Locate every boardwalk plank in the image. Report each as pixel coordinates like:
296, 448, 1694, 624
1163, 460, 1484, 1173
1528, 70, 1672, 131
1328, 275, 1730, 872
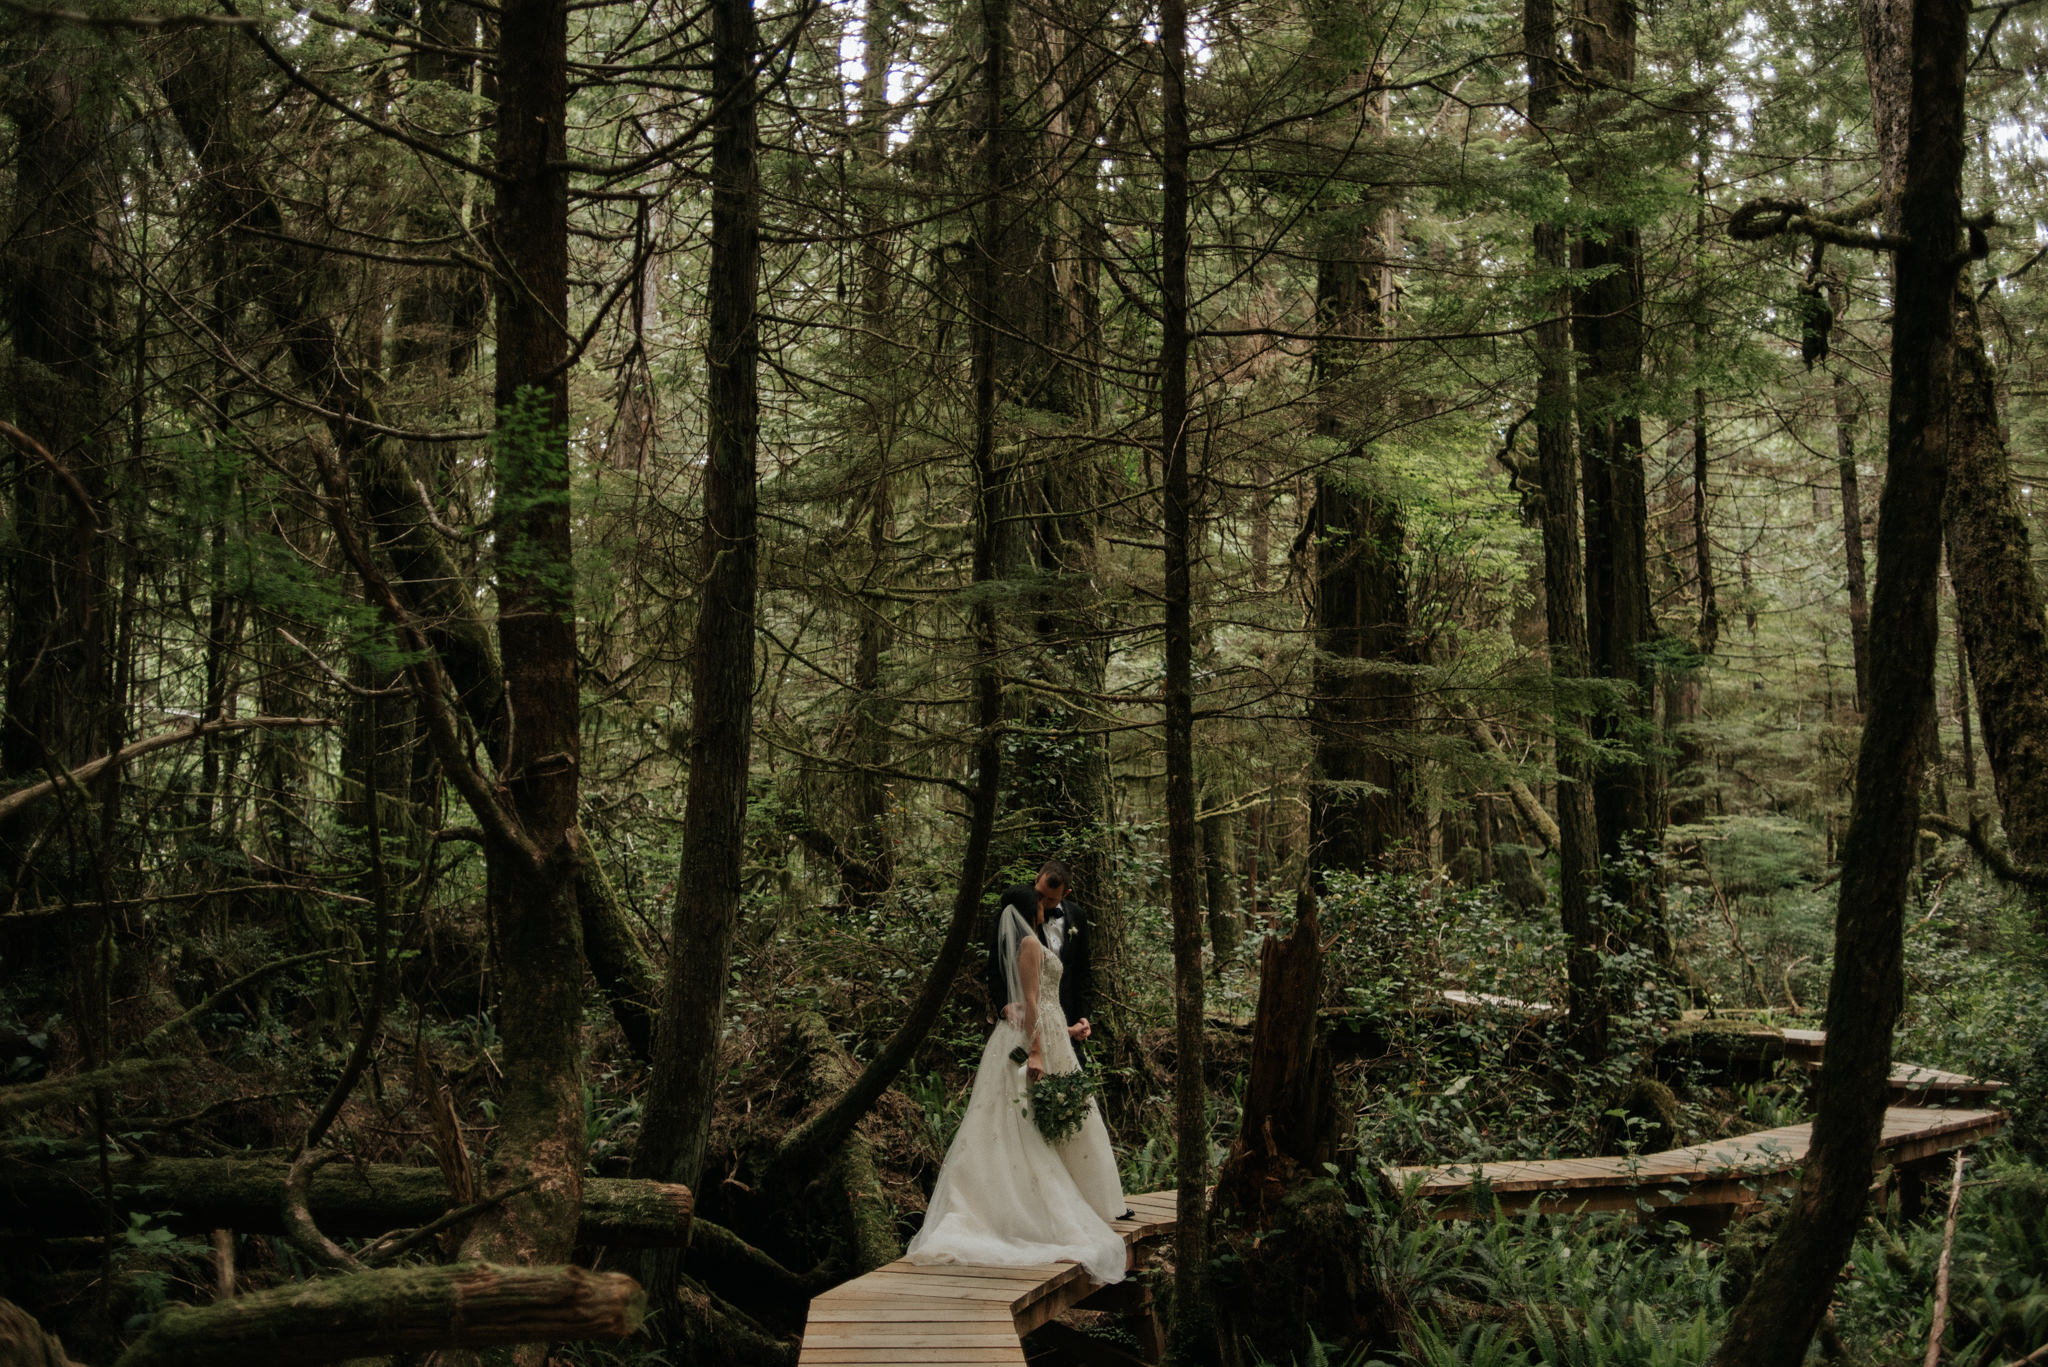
801, 1352, 1026, 1364
798, 1191, 1181, 1367
805, 1306, 1015, 1323
798, 1336, 1024, 1344
1390, 1106, 2003, 1217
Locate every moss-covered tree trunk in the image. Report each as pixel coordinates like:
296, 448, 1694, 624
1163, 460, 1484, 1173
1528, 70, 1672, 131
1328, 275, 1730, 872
1572, 0, 1664, 951
449, 0, 589, 1325
1304, 60, 1419, 879
1525, 0, 1608, 1060
1942, 285, 2048, 870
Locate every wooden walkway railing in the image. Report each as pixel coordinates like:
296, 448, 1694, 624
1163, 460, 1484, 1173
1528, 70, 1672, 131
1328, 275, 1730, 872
798, 1190, 1180, 1367
1389, 1105, 2006, 1220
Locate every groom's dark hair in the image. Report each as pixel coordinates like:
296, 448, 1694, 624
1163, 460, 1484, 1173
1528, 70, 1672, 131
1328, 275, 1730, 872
1039, 859, 1074, 892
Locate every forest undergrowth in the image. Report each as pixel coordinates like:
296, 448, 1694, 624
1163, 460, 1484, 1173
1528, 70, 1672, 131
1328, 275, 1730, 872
3, 832, 2041, 1367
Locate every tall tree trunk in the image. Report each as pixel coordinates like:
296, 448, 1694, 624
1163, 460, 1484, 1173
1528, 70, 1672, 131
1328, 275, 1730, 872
452, 0, 588, 1305
1159, 0, 1211, 1346
1525, 0, 1607, 1059
1941, 285, 2048, 867
1709, 0, 1967, 1353
0, 33, 112, 888
636, 0, 762, 1201
987, 0, 1117, 949
1572, 0, 1662, 946
1306, 76, 1419, 877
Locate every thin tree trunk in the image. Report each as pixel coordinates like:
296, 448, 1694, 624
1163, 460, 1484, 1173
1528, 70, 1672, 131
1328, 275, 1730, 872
843, 0, 901, 913
1709, 0, 1967, 1353
1159, 0, 1211, 1345
636, 0, 762, 1202
1200, 793, 1242, 960
1671, 160, 1717, 832
1829, 274, 1875, 713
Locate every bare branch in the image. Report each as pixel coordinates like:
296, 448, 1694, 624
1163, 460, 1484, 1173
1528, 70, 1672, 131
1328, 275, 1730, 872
0, 717, 334, 826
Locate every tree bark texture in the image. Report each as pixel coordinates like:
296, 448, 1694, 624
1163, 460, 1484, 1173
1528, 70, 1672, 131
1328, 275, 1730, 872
1941, 284, 2048, 867
1709, 0, 1966, 1355
1525, 0, 1607, 1059
1305, 67, 1418, 878
636, 0, 762, 1198
1213, 892, 1335, 1219
1571, 0, 1662, 941
0, 1155, 692, 1246
1158, 0, 1211, 1344
0, 29, 112, 880
450, 0, 589, 1298
112, 1263, 643, 1367
983, 0, 1117, 949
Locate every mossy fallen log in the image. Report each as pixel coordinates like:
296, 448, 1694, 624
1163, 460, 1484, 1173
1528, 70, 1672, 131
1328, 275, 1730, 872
0, 1060, 187, 1119
0, 1156, 690, 1248
111, 1262, 642, 1367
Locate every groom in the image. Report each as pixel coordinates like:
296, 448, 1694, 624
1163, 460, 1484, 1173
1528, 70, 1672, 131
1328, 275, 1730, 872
985, 860, 1094, 1050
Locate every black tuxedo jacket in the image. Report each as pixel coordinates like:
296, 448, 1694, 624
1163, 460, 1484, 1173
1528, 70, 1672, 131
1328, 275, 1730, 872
985, 882, 1093, 1029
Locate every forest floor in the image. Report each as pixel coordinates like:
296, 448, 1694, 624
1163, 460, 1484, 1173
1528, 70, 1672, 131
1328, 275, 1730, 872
3, 839, 2043, 1367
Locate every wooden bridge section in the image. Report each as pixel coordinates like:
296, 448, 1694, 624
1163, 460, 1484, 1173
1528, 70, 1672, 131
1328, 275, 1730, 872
1390, 1105, 2006, 1220
798, 1190, 1180, 1367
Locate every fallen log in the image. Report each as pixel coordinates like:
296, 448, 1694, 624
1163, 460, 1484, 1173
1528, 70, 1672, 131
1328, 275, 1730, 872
0, 1060, 187, 1119
111, 1262, 643, 1367
0, 1155, 690, 1249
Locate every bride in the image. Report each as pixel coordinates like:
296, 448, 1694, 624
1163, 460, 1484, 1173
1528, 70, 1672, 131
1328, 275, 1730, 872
905, 889, 1128, 1285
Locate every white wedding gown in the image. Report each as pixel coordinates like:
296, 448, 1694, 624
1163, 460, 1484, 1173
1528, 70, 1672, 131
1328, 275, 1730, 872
905, 923, 1127, 1285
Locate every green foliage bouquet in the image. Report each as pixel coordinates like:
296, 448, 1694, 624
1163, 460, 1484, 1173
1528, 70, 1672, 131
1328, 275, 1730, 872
1023, 1064, 1098, 1145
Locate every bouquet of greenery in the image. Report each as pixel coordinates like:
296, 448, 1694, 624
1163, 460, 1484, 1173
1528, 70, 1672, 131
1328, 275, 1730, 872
1008, 1046, 1099, 1145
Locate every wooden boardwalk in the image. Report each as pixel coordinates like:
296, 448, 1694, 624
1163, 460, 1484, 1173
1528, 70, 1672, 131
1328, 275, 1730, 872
798, 1189, 1181, 1366
1463, 1000, 2006, 1103
1389, 1105, 2006, 1219
1771, 1028, 2009, 1102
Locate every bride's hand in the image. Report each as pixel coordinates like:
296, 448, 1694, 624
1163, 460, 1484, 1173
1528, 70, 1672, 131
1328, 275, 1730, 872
1068, 1018, 1091, 1042
1027, 1047, 1045, 1083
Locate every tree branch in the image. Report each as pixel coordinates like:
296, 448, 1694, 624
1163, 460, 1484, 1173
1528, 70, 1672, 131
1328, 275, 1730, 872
0, 718, 333, 826
1728, 195, 1903, 250
1922, 812, 2048, 887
